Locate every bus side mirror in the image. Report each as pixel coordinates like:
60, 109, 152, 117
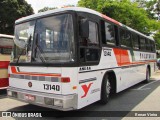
80, 19, 89, 38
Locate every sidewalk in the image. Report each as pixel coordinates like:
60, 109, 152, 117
122, 71, 160, 120
151, 70, 160, 79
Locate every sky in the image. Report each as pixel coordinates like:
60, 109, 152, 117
25, 0, 80, 13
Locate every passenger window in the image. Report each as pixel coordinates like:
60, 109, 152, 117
86, 48, 99, 61
153, 42, 156, 52
120, 29, 131, 47
104, 22, 115, 45
145, 39, 150, 51
126, 31, 131, 47
140, 37, 146, 50
79, 20, 100, 63
88, 21, 99, 45
150, 41, 155, 52
87, 21, 99, 61
1, 48, 12, 54
132, 34, 139, 50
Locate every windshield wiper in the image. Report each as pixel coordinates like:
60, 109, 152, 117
33, 33, 46, 63
16, 35, 32, 63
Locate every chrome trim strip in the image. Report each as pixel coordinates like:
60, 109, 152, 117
79, 77, 97, 84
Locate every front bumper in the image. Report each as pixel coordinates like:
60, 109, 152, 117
7, 87, 77, 111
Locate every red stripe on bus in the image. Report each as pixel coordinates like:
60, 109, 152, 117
0, 61, 10, 68
0, 78, 9, 88
101, 14, 120, 25
11, 66, 61, 77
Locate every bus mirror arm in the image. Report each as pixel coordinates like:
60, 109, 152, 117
80, 19, 89, 39
33, 33, 46, 63
26, 35, 32, 53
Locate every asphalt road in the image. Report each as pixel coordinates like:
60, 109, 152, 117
0, 72, 160, 120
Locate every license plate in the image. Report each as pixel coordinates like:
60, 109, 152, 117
25, 94, 35, 101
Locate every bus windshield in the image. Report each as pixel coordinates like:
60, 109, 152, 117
13, 14, 75, 63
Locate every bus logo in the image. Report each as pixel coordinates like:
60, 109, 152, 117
28, 82, 32, 88
81, 83, 93, 98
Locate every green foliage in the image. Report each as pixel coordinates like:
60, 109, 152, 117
78, 0, 106, 11
38, 5, 76, 13
154, 30, 160, 49
78, 0, 158, 34
0, 0, 34, 35
38, 7, 58, 13
145, 0, 160, 20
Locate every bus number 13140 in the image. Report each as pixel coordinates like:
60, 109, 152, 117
43, 84, 60, 91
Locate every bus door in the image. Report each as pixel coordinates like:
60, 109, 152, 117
77, 16, 101, 109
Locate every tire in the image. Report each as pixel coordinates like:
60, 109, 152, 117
100, 74, 111, 104
145, 68, 150, 83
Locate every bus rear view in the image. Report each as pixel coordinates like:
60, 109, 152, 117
8, 9, 78, 111
0, 34, 13, 90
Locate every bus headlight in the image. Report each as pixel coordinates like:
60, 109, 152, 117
54, 99, 63, 107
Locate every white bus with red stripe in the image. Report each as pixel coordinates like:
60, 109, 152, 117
7, 7, 156, 110
0, 34, 13, 89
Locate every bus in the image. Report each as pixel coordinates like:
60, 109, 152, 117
0, 34, 14, 90
7, 7, 156, 110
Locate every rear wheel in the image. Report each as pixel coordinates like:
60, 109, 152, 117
100, 75, 111, 104
145, 68, 150, 83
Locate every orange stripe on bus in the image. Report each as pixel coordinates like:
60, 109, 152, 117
113, 48, 121, 66
120, 50, 131, 66
113, 48, 131, 66
11, 66, 61, 77
0, 61, 10, 68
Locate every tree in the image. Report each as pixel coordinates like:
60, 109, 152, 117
154, 31, 160, 49
38, 5, 75, 13
0, 0, 34, 35
38, 7, 57, 13
62, 5, 75, 8
78, 0, 159, 34
145, 0, 160, 20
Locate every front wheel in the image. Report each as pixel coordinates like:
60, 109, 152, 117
100, 75, 111, 104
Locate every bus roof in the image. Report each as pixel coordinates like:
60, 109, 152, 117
0, 34, 14, 39
15, 7, 154, 41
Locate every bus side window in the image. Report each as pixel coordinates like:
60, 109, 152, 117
86, 21, 99, 61
88, 21, 99, 46
104, 22, 116, 46
120, 29, 131, 48
79, 19, 100, 63
140, 37, 146, 51
151, 41, 155, 52
145, 39, 150, 51
132, 33, 140, 50
1, 48, 12, 54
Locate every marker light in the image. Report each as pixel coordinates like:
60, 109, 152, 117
61, 77, 70, 83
